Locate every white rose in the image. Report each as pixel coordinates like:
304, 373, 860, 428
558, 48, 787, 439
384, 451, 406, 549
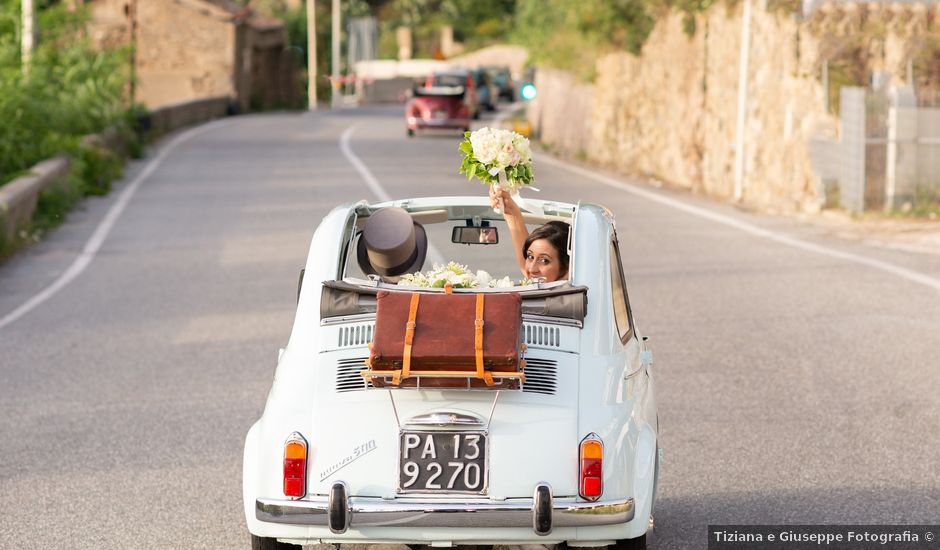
514, 136, 531, 163
496, 149, 511, 168
489, 276, 515, 288
471, 128, 504, 165
477, 142, 498, 164
475, 270, 492, 287
471, 128, 495, 149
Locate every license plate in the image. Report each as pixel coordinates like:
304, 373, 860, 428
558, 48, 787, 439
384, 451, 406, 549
432, 110, 448, 119
399, 431, 487, 494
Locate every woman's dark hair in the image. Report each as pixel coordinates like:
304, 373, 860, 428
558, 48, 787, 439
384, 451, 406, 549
523, 221, 570, 276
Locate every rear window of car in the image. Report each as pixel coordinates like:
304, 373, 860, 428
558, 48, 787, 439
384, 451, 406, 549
431, 75, 465, 87
344, 217, 526, 282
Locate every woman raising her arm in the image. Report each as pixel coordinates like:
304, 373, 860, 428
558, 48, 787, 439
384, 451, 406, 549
489, 186, 570, 283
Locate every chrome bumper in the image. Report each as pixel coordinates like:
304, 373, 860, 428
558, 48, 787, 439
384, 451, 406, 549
257, 485, 634, 535
407, 117, 470, 128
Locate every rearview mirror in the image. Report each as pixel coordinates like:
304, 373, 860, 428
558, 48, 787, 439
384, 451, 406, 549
452, 226, 499, 245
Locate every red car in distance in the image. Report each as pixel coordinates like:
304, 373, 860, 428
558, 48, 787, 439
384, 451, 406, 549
405, 71, 478, 137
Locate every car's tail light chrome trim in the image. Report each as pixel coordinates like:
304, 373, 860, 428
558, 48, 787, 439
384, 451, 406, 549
283, 432, 308, 499
579, 433, 603, 501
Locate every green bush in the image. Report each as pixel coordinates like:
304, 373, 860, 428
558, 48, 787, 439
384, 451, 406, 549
0, 2, 129, 185
0, 1, 134, 259
32, 170, 84, 236
514, 0, 736, 81
76, 143, 123, 196
513, 0, 655, 81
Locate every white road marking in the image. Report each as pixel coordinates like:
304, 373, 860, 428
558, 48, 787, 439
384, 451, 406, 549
536, 152, 940, 292
339, 124, 445, 265
340, 125, 392, 202
0, 118, 238, 331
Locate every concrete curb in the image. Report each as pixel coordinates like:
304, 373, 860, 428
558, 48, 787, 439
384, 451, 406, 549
148, 96, 231, 135
0, 156, 71, 242
0, 95, 231, 247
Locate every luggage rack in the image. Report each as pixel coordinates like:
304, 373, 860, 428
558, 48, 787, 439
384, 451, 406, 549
361, 368, 525, 391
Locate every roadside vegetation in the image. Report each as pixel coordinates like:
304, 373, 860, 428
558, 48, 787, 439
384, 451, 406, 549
0, 1, 137, 259
512, 0, 655, 81
249, 0, 712, 88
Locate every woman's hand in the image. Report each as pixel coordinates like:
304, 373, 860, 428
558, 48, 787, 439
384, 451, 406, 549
488, 185, 521, 217
489, 185, 529, 275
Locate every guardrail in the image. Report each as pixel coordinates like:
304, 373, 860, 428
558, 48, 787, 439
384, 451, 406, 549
0, 96, 232, 247
146, 96, 231, 135
0, 156, 71, 242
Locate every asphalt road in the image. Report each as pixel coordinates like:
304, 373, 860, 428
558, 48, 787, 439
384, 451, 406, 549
1, 106, 938, 550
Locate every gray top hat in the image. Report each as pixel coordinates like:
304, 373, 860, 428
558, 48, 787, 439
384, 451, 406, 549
356, 207, 428, 277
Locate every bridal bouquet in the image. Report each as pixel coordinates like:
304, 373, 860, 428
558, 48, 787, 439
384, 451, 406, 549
458, 127, 534, 191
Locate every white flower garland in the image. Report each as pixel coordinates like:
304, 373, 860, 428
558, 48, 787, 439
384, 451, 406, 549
397, 262, 529, 289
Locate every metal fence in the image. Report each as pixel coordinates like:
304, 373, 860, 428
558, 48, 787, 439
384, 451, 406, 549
812, 86, 940, 212
802, 0, 936, 18
875, 87, 940, 211
840, 87, 867, 212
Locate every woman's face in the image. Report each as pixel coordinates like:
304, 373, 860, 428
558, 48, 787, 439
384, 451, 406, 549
525, 238, 566, 282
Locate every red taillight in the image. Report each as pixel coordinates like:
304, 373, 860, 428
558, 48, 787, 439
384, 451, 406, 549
283, 432, 307, 499
579, 434, 603, 500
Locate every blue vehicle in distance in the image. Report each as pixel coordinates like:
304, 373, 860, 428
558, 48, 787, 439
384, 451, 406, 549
470, 68, 498, 111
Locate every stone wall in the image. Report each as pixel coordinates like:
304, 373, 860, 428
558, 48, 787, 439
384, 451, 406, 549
88, 0, 295, 111
89, 0, 236, 108
528, 69, 593, 159
528, 2, 937, 212
139, 2, 237, 107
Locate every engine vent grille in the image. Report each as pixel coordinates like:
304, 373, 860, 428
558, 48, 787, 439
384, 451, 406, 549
335, 357, 372, 393
338, 324, 374, 348
336, 357, 557, 394
522, 358, 558, 395
524, 324, 561, 347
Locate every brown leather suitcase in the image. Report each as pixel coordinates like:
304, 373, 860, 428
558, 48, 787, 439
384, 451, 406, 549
363, 289, 525, 389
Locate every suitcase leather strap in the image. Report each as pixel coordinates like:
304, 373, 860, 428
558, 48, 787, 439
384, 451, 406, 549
395, 292, 421, 385
475, 294, 495, 386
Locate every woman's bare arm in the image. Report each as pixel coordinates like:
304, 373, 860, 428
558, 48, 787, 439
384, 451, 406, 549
489, 186, 528, 276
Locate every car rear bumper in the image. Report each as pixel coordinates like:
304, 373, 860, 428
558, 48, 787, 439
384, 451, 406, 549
407, 116, 470, 129
256, 483, 634, 536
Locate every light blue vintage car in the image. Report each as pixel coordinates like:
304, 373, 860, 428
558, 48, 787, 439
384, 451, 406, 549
243, 196, 660, 550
